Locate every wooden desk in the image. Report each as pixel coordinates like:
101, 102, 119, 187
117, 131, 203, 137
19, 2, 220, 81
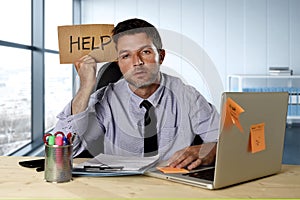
1, 156, 299, 199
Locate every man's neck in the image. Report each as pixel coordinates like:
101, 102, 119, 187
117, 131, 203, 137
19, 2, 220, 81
131, 83, 160, 99
129, 74, 161, 99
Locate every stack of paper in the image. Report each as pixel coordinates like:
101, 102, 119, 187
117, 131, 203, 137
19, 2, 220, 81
72, 154, 159, 176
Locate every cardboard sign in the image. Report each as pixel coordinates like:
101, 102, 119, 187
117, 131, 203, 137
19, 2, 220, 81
58, 24, 117, 64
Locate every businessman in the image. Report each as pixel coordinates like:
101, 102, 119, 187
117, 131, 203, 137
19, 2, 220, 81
53, 18, 219, 170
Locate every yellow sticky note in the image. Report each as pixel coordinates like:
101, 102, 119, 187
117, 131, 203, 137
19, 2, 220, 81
221, 97, 245, 133
250, 123, 266, 153
156, 166, 189, 174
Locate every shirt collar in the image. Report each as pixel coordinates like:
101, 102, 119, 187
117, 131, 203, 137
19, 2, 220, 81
127, 73, 165, 108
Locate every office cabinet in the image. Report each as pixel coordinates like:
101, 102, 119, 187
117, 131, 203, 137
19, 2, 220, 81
228, 75, 300, 124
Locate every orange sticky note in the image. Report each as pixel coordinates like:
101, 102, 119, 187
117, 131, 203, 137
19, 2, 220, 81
221, 97, 245, 133
156, 166, 189, 174
250, 123, 266, 153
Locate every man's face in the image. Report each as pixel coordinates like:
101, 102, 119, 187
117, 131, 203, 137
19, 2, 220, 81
116, 32, 162, 89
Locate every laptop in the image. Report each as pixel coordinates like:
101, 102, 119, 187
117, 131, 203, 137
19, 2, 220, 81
145, 92, 289, 189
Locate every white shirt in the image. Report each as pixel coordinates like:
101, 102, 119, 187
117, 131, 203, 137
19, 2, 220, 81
52, 73, 220, 160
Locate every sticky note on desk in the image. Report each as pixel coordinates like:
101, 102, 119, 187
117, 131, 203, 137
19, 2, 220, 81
157, 166, 189, 174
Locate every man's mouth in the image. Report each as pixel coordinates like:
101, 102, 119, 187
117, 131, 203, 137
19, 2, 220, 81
134, 70, 147, 76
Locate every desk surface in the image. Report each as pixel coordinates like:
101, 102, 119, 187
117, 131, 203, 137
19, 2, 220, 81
1, 156, 300, 199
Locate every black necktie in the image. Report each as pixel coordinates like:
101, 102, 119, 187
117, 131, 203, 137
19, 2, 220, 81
140, 100, 158, 157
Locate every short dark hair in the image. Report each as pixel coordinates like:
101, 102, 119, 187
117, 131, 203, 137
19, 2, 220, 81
112, 18, 163, 50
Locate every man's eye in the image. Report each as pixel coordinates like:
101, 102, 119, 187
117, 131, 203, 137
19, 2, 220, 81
142, 50, 151, 55
120, 54, 129, 59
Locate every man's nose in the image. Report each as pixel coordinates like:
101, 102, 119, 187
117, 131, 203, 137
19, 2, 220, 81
132, 53, 144, 66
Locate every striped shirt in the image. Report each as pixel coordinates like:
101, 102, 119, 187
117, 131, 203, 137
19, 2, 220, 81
52, 73, 220, 160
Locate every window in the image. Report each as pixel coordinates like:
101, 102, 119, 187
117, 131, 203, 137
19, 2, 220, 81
44, 54, 73, 131
0, 0, 31, 45
0, 0, 32, 155
45, 0, 73, 51
44, 0, 73, 131
0, 0, 73, 155
0, 47, 31, 155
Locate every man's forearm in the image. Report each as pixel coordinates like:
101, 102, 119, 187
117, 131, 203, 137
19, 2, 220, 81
72, 55, 97, 115
71, 87, 93, 115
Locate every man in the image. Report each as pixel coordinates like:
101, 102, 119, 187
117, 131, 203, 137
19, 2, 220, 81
53, 18, 219, 170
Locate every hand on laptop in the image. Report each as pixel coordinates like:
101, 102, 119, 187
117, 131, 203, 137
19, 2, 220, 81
167, 142, 217, 170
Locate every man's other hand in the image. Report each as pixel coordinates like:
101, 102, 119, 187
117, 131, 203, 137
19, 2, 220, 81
167, 142, 217, 170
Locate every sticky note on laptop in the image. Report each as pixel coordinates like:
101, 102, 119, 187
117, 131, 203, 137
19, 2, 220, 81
250, 123, 266, 153
157, 166, 189, 174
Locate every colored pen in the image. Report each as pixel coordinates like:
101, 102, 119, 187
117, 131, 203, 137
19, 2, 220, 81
48, 135, 55, 146
63, 136, 69, 145
67, 132, 72, 144
55, 136, 63, 146
43, 133, 52, 145
54, 131, 65, 138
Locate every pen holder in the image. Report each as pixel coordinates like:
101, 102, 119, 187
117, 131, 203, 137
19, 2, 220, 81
44, 144, 73, 183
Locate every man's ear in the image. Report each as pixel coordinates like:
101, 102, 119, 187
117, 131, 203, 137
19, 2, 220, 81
159, 49, 166, 64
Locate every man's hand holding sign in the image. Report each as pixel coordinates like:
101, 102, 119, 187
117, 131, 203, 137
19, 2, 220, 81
58, 24, 117, 114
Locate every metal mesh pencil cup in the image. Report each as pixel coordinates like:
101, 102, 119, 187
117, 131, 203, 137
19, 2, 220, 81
44, 144, 73, 183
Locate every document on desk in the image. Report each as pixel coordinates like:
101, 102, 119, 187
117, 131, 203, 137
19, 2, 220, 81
72, 153, 159, 177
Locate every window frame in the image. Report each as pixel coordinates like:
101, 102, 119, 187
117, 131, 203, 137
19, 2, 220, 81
0, 0, 79, 156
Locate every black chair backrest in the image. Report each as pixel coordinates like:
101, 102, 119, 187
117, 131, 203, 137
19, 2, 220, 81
94, 61, 123, 91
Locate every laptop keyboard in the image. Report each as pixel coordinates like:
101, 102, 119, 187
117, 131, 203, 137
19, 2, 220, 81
183, 168, 215, 181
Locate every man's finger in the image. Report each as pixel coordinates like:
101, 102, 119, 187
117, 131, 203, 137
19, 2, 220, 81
174, 155, 197, 169
187, 158, 202, 170
168, 152, 186, 167
168, 148, 192, 167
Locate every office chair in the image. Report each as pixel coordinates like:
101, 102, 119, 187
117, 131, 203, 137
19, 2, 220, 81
94, 61, 123, 91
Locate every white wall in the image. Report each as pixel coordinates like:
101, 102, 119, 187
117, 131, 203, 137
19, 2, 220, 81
81, 0, 300, 107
